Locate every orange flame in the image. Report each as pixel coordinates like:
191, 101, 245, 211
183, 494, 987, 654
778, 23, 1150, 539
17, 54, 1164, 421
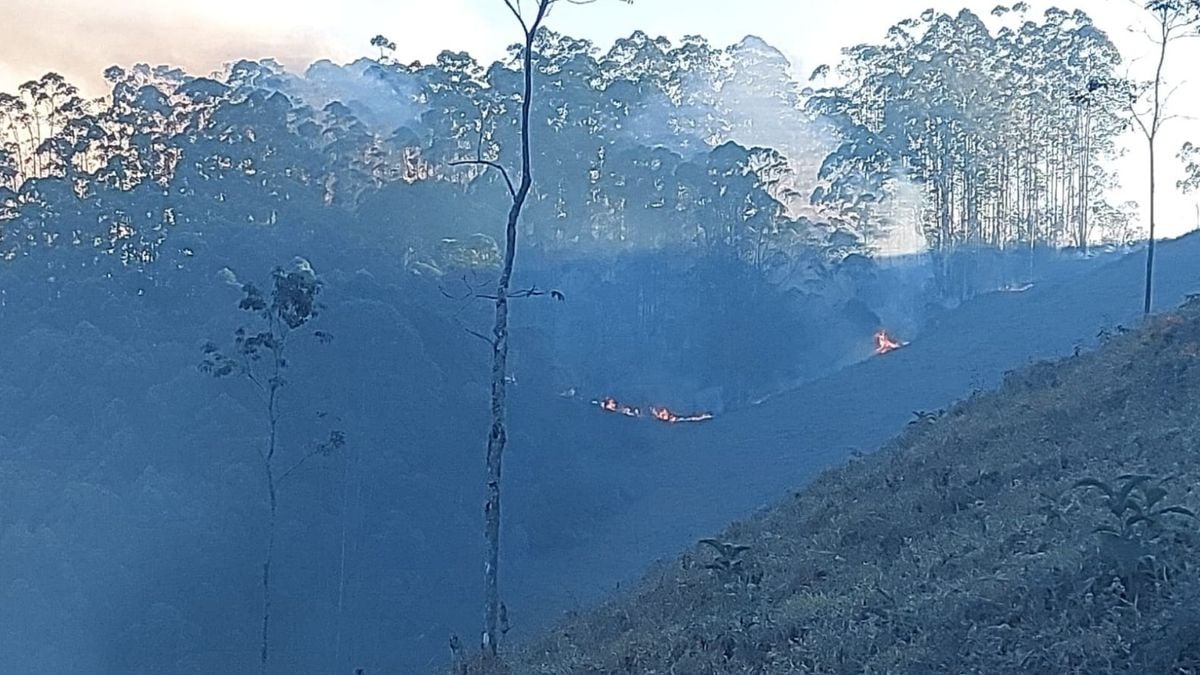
650, 406, 714, 424
593, 396, 712, 423
596, 397, 640, 417
874, 329, 903, 355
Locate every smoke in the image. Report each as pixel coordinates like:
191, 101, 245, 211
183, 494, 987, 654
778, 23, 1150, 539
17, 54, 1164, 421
282, 59, 425, 132
0, 0, 510, 99
871, 176, 931, 258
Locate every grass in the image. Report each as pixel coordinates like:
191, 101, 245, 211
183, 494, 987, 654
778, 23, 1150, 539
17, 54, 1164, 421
461, 297, 1200, 674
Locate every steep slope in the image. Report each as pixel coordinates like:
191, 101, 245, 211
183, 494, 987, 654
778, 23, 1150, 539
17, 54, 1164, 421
493, 288, 1200, 673
497, 233, 1200, 641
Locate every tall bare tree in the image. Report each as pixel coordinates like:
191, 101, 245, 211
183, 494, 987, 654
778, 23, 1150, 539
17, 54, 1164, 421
448, 0, 626, 662
1129, 0, 1200, 315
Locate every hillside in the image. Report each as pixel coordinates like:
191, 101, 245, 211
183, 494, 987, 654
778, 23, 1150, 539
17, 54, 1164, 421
498, 232, 1200, 644
483, 296, 1200, 673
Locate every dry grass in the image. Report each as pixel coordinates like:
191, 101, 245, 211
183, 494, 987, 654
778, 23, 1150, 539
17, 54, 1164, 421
462, 298, 1200, 675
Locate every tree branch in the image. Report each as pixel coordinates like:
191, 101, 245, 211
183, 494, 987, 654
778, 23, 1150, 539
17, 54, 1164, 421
1130, 104, 1153, 140
470, 284, 557, 301
1162, 112, 1199, 123
509, 285, 549, 299
503, 0, 530, 35
439, 284, 472, 301
462, 324, 498, 348
530, 0, 552, 34
278, 447, 324, 484
449, 159, 517, 199
440, 273, 496, 303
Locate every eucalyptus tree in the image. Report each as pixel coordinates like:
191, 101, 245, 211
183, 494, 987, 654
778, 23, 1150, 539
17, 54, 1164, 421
1128, 0, 1200, 314
416, 51, 489, 175
171, 81, 329, 245
808, 4, 1126, 272
0, 28, 828, 276
666, 34, 731, 149
721, 36, 804, 153
0, 93, 30, 183
519, 30, 608, 240
92, 65, 189, 192
997, 7, 1125, 249
1180, 140, 1200, 194
0, 147, 16, 191
369, 34, 397, 61
16, 80, 47, 178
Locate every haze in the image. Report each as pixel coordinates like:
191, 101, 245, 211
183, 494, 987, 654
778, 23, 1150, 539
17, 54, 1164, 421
5, 1, 1200, 673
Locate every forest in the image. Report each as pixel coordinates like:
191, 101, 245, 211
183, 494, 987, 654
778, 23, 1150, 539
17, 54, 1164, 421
0, 7, 1160, 271
3, 1, 1200, 673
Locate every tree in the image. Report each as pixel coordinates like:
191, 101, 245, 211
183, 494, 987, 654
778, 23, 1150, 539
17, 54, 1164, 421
0, 146, 16, 191
1128, 0, 1200, 314
1179, 140, 1200, 194
446, 0, 626, 663
0, 92, 30, 184
200, 260, 345, 675
370, 34, 397, 61
807, 5, 1128, 291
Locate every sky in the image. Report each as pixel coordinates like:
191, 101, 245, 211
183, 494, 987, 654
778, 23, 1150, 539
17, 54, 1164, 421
2, 0, 1199, 238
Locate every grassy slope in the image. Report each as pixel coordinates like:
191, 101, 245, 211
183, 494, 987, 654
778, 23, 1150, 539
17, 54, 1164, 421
480, 298, 1200, 674
501, 233, 1200, 641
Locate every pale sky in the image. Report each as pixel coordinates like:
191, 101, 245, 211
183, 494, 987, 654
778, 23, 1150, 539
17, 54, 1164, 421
2, 0, 1199, 237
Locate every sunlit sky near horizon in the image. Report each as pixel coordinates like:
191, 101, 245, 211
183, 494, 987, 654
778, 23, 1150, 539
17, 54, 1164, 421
2, 0, 1199, 238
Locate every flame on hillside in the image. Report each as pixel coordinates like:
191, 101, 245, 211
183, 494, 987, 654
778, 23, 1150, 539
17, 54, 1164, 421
598, 396, 640, 418
874, 329, 904, 355
592, 397, 713, 424
651, 406, 715, 424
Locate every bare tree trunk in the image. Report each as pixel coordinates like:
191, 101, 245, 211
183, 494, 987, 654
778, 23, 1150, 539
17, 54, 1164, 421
261, 481, 276, 675
261, 379, 280, 674
1145, 136, 1157, 315
481, 1, 547, 660
1142, 12, 1172, 316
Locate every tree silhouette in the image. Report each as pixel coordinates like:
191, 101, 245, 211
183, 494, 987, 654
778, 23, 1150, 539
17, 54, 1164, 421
1179, 140, 1200, 195
370, 34, 397, 61
446, 0, 629, 663
200, 260, 345, 675
1128, 0, 1200, 315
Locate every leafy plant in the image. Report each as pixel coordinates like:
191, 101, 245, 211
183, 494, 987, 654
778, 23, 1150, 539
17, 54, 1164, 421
1075, 474, 1195, 535
909, 409, 944, 426
699, 539, 756, 587
1073, 474, 1196, 598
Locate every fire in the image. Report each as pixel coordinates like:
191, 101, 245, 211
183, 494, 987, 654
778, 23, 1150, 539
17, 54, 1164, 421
874, 329, 903, 355
592, 396, 713, 423
597, 397, 640, 417
650, 406, 714, 424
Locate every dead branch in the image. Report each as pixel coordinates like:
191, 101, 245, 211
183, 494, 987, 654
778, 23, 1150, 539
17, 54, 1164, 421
448, 159, 517, 199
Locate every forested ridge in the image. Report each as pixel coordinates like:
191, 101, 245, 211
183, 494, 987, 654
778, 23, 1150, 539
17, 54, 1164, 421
0, 6, 1152, 277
